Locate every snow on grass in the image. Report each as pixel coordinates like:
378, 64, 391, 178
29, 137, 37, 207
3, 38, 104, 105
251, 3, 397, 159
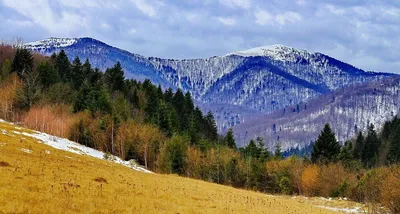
20, 148, 32, 154
317, 205, 362, 213
20, 130, 152, 173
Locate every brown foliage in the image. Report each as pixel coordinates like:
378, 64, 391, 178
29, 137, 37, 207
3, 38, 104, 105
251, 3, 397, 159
0, 74, 22, 120
381, 166, 400, 213
22, 104, 78, 138
301, 164, 320, 196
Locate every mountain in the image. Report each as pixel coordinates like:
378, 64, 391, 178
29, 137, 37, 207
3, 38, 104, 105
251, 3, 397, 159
25, 37, 395, 146
234, 76, 400, 150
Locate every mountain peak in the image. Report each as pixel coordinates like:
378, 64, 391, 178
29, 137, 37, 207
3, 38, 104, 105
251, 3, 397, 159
228, 44, 312, 61
24, 37, 79, 51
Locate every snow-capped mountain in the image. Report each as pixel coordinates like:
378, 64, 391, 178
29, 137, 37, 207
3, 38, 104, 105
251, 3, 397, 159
234, 76, 400, 150
25, 37, 395, 146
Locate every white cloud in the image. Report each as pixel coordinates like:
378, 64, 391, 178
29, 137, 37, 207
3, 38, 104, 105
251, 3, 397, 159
217, 17, 236, 25
128, 28, 137, 35
1, 0, 87, 35
131, 0, 156, 17
219, 0, 251, 9
255, 10, 301, 26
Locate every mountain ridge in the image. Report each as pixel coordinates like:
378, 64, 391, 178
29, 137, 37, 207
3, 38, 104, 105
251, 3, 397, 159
24, 37, 397, 148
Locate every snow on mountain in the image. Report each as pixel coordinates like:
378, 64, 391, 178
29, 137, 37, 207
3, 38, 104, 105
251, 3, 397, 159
234, 76, 400, 150
228, 44, 310, 62
25, 37, 78, 51
24, 37, 397, 148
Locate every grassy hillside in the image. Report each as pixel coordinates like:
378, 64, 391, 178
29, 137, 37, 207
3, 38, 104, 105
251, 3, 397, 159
0, 121, 364, 213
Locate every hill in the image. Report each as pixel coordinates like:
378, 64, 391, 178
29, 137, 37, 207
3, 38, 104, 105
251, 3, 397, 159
0, 120, 364, 213
235, 76, 400, 149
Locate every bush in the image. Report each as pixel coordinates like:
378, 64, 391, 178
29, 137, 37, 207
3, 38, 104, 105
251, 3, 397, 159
380, 166, 400, 213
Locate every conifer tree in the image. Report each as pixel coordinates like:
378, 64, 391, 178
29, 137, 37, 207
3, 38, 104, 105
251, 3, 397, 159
158, 101, 173, 137
164, 88, 174, 103
362, 123, 380, 167
353, 132, 364, 160
71, 57, 84, 89
55, 50, 71, 82
105, 61, 125, 92
37, 61, 60, 88
225, 128, 236, 149
274, 143, 283, 160
12, 48, 34, 77
204, 111, 218, 142
311, 123, 340, 163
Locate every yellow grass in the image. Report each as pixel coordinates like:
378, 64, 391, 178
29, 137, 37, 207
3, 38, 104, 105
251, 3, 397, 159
0, 121, 363, 213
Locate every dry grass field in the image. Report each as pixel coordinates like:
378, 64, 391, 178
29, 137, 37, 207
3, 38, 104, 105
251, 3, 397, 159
0, 121, 365, 213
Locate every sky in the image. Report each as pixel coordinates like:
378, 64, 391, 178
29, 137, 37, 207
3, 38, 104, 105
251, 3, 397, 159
0, 0, 399, 73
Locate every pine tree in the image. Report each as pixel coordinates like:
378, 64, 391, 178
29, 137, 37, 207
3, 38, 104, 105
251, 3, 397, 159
105, 61, 125, 92
311, 123, 340, 163
245, 139, 260, 158
164, 88, 174, 103
388, 124, 400, 163
37, 61, 60, 88
204, 111, 218, 142
145, 86, 160, 124
56, 50, 71, 82
158, 101, 173, 137
225, 128, 236, 149
338, 141, 353, 162
353, 132, 364, 160
274, 143, 283, 160
362, 123, 380, 167
12, 48, 34, 77
71, 57, 84, 89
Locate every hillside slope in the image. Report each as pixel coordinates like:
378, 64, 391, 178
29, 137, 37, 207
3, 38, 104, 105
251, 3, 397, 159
234, 76, 400, 149
0, 120, 363, 213
25, 38, 394, 131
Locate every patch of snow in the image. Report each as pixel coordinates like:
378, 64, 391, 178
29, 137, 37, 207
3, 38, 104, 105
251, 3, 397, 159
20, 148, 32, 154
317, 205, 362, 213
24, 37, 77, 51
227, 44, 311, 61
45, 150, 51, 155
20, 131, 152, 173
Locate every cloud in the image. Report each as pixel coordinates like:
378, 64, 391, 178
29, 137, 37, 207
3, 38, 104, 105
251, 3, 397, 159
216, 17, 236, 25
0, 0, 399, 73
255, 10, 302, 26
131, 0, 156, 17
219, 0, 251, 9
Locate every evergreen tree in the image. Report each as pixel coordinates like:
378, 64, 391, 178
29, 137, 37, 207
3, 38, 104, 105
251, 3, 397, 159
71, 57, 84, 89
245, 139, 260, 159
204, 111, 218, 142
37, 61, 60, 88
105, 61, 125, 92
388, 124, 400, 163
145, 86, 160, 124
274, 143, 283, 160
164, 88, 174, 103
338, 141, 354, 162
12, 48, 34, 77
55, 50, 71, 82
353, 132, 364, 160
311, 123, 340, 163
225, 128, 236, 149
158, 101, 173, 137
362, 123, 380, 167
82, 58, 93, 81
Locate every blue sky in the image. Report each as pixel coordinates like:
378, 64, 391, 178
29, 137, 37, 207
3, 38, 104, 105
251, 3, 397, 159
0, 0, 399, 73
